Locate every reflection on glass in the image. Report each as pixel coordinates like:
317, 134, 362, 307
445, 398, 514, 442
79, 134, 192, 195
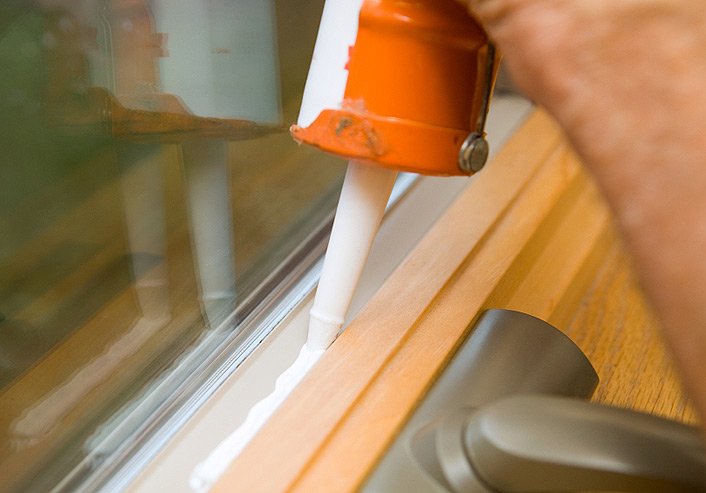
0, 1, 344, 491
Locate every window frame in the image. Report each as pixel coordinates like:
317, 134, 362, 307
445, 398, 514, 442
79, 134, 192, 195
123, 96, 534, 493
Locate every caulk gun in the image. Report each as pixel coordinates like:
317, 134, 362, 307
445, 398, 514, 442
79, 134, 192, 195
293, 0, 499, 350
189, 2, 498, 486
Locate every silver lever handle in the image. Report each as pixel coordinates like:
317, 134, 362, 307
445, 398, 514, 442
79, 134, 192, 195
458, 395, 706, 492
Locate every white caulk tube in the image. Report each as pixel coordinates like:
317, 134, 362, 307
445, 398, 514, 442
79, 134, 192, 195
297, 0, 398, 350
308, 162, 397, 348
297, 0, 366, 128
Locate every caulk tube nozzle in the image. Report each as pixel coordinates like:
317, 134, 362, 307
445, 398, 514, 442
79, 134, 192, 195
307, 160, 397, 350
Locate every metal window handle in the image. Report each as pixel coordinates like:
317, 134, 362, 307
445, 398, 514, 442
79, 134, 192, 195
368, 310, 703, 492
433, 395, 706, 492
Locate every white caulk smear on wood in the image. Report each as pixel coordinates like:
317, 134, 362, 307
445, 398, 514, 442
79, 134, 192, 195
189, 343, 324, 493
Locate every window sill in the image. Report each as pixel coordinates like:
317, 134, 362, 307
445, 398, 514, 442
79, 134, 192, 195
209, 108, 696, 492
127, 95, 535, 492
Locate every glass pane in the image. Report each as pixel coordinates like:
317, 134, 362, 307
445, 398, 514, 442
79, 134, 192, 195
0, 1, 344, 491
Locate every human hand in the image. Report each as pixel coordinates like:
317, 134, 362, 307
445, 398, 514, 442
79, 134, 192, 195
457, 0, 706, 425
457, 1, 706, 139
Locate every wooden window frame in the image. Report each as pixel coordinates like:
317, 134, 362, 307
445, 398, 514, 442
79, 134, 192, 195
214, 109, 695, 492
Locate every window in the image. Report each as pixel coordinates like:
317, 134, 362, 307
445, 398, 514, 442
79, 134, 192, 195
0, 1, 351, 491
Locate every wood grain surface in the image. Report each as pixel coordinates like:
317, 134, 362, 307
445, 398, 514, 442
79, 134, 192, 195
214, 109, 697, 493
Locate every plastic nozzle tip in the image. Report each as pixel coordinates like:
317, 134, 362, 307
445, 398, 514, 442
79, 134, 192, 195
306, 309, 343, 350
